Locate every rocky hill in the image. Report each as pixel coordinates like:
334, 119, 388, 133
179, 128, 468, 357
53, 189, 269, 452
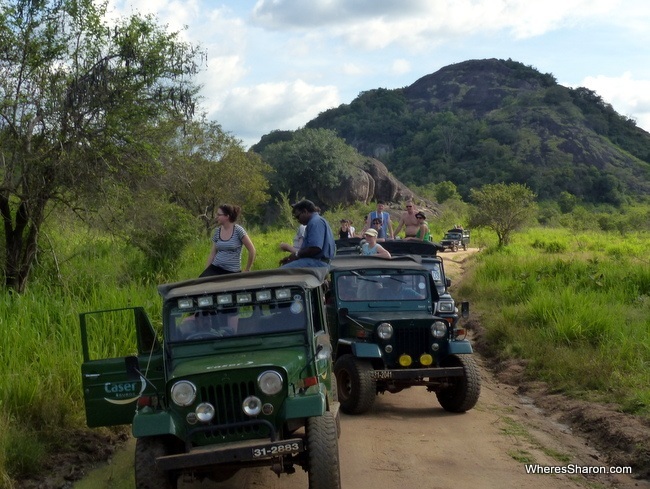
304, 58, 650, 204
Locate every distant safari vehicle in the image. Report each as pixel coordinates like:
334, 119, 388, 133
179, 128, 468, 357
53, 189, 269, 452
440, 228, 470, 252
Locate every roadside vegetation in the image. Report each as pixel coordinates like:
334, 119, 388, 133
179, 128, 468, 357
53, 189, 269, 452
459, 226, 650, 415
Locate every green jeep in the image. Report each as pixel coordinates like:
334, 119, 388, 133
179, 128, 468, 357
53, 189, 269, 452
80, 268, 340, 489
327, 255, 480, 415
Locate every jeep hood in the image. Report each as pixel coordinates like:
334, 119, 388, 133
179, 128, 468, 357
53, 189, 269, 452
346, 310, 436, 323
169, 346, 308, 381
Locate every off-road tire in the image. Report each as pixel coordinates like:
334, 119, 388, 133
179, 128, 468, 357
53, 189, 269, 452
452, 244, 458, 252
334, 354, 376, 414
436, 354, 481, 413
135, 437, 178, 489
330, 374, 341, 438
462, 243, 468, 251
307, 412, 341, 489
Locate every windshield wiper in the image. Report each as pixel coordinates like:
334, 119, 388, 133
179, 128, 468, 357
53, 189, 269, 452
350, 271, 380, 283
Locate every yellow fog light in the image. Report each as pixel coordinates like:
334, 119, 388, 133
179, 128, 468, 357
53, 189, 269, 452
420, 354, 433, 366
398, 354, 412, 367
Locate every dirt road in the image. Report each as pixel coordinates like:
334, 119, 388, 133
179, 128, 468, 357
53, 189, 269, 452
195, 361, 647, 489
76, 347, 647, 489
72, 249, 649, 489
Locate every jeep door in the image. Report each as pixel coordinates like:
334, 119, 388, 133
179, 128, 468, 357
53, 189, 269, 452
80, 307, 164, 427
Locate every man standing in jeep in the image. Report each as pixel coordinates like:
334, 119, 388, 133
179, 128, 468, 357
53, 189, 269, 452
394, 200, 420, 238
362, 200, 394, 239
280, 199, 336, 268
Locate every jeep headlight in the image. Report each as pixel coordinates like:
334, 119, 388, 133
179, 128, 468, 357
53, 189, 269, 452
258, 371, 283, 395
243, 396, 262, 416
171, 380, 196, 406
438, 300, 455, 313
195, 402, 215, 422
431, 321, 448, 339
377, 322, 393, 340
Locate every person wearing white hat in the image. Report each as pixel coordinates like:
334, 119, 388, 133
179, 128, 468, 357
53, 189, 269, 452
361, 228, 391, 259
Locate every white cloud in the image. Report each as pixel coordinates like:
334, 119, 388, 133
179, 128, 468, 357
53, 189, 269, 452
251, 0, 621, 52
581, 72, 650, 133
251, 0, 431, 28
215, 80, 340, 147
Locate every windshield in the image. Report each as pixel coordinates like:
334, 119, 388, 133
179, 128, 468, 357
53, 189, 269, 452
336, 272, 428, 302
167, 288, 307, 342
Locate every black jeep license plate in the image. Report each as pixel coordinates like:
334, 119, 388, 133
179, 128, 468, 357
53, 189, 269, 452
252, 440, 303, 458
371, 370, 393, 380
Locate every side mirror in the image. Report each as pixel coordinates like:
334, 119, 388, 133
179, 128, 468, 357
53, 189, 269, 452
446, 278, 452, 288
461, 301, 470, 319
316, 343, 332, 361
125, 356, 141, 380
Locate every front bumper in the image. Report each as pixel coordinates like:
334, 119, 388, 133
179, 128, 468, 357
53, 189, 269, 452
370, 366, 464, 381
156, 436, 305, 471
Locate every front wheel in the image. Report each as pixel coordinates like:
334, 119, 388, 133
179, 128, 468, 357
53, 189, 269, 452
436, 355, 481, 413
334, 355, 376, 414
135, 437, 178, 489
307, 412, 341, 489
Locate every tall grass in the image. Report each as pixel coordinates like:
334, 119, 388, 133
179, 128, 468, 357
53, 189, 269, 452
460, 227, 650, 415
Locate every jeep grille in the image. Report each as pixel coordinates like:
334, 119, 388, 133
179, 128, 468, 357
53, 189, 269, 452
392, 326, 430, 366
197, 381, 268, 439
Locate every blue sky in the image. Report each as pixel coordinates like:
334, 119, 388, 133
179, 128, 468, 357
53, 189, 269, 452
109, 0, 650, 149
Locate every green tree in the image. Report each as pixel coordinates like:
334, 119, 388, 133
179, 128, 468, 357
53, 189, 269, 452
260, 128, 363, 205
469, 183, 537, 246
159, 118, 272, 233
0, 0, 201, 292
124, 190, 196, 277
558, 191, 578, 213
434, 181, 462, 203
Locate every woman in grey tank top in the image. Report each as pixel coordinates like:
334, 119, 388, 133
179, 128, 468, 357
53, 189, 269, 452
200, 204, 256, 277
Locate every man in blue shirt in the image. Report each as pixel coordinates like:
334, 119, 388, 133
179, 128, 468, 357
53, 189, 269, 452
280, 199, 335, 268
362, 200, 394, 239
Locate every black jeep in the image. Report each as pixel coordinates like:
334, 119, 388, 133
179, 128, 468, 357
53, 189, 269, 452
440, 228, 470, 252
326, 254, 480, 415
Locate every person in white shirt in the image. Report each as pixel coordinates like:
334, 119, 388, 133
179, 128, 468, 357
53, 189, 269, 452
360, 228, 391, 259
280, 224, 306, 254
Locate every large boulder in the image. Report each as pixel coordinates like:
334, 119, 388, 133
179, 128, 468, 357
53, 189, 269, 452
316, 157, 415, 207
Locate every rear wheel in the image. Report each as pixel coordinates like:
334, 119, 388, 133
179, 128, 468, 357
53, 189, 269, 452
135, 437, 178, 489
334, 354, 376, 414
436, 355, 481, 413
307, 412, 341, 489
